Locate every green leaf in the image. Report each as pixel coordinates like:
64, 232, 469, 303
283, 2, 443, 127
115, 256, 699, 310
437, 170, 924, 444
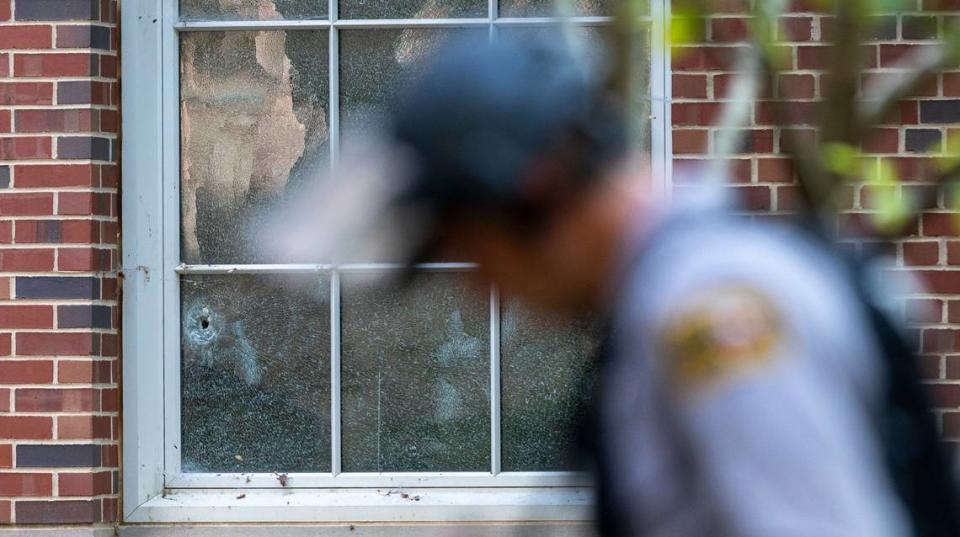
821, 143, 860, 177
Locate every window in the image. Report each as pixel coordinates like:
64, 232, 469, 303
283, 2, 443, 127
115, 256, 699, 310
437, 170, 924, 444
122, 0, 669, 524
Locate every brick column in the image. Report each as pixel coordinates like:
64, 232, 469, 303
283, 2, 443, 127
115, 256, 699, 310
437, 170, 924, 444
672, 1, 960, 445
0, 0, 119, 525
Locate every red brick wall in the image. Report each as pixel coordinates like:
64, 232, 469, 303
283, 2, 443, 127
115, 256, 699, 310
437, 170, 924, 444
672, 0, 960, 445
0, 0, 120, 525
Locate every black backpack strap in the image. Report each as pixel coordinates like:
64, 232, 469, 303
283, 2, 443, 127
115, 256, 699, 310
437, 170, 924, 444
852, 266, 960, 537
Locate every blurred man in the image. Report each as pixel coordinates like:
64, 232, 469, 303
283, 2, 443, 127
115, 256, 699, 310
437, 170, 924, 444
382, 37, 960, 537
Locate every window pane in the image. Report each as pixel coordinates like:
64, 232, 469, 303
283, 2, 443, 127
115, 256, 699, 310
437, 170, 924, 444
498, 0, 611, 17
339, 0, 486, 20
499, 24, 653, 153
339, 28, 484, 153
341, 272, 490, 472
180, 0, 327, 21
180, 30, 329, 265
500, 300, 601, 471
181, 274, 332, 473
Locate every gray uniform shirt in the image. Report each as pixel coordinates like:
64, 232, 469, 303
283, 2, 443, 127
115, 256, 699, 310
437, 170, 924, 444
602, 210, 912, 537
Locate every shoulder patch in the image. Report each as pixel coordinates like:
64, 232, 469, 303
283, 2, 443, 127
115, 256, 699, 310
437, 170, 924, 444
659, 285, 782, 392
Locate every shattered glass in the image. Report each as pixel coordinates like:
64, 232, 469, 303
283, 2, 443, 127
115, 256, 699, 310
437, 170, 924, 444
180, 274, 332, 473
180, 0, 327, 21
339, 0, 486, 20
500, 299, 601, 471
180, 30, 329, 265
341, 272, 490, 472
497, 0, 612, 17
339, 28, 484, 154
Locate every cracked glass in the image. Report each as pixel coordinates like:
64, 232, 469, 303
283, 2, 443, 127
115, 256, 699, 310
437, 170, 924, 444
339, 28, 484, 154
501, 300, 601, 471
180, 273, 332, 473
180, 0, 327, 21
180, 30, 329, 265
339, 0, 486, 20
341, 272, 490, 472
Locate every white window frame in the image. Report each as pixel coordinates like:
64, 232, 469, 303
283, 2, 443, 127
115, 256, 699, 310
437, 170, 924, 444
121, 0, 672, 524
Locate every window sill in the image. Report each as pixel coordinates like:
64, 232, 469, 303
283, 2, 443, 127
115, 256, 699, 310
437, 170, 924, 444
125, 487, 595, 523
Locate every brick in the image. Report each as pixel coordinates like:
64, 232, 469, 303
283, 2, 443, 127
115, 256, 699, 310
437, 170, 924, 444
0, 334, 10, 356
16, 388, 97, 412
710, 17, 748, 42
58, 192, 111, 216
15, 277, 99, 300
0, 166, 7, 188
672, 103, 723, 126
58, 360, 112, 384
919, 271, 960, 295
0, 0, 8, 20
16, 109, 96, 133
0, 110, 8, 133
57, 80, 111, 105
57, 415, 111, 439
777, 74, 815, 100
922, 213, 958, 236
906, 129, 942, 153
100, 387, 117, 412
905, 299, 942, 324
0, 193, 53, 216
945, 73, 960, 97
0, 445, 10, 468
58, 248, 111, 272
15, 164, 98, 188
57, 136, 110, 160
0, 305, 54, 329
928, 384, 960, 408
15, 500, 101, 524
0, 137, 52, 160
0, 359, 54, 383
59, 471, 111, 496
862, 128, 899, 154
921, 100, 960, 124
15, 0, 99, 21
735, 186, 772, 211
0, 249, 55, 271
14, 53, 96, 77
16, 444, 100, 468
0, 473, 52, 497
59, 305, 111, 329
0, 416, 52, 440
99, 54, 115, 78
0, 82, 53, 105
903, 242, 940, 266
0, 500, 8, 524
16, 333, 94, 356
672, 74, 707, 99
0, 25, 52, 48
672, 129, 707, 155
779, 16, 813, 41
57, 25, 111, 49
15, 220, 62, 243
902, 16, 939, 40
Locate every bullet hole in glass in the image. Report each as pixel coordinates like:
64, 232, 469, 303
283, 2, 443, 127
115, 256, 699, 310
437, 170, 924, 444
201, 318, 210, 329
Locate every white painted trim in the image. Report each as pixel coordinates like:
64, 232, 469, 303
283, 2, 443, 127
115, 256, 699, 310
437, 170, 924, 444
164, 471, 590, 489
125, 488, 594, 523
651, 0, 673, 198
119, 524, 595, 537
121, 0, 167, 520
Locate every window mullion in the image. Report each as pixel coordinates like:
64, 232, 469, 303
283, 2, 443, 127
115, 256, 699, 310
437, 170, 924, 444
490, 285, 501, 476
329, 0, 342, 477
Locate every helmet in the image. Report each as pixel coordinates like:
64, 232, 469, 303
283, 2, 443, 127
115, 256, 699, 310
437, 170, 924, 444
389, 35, 628, 229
